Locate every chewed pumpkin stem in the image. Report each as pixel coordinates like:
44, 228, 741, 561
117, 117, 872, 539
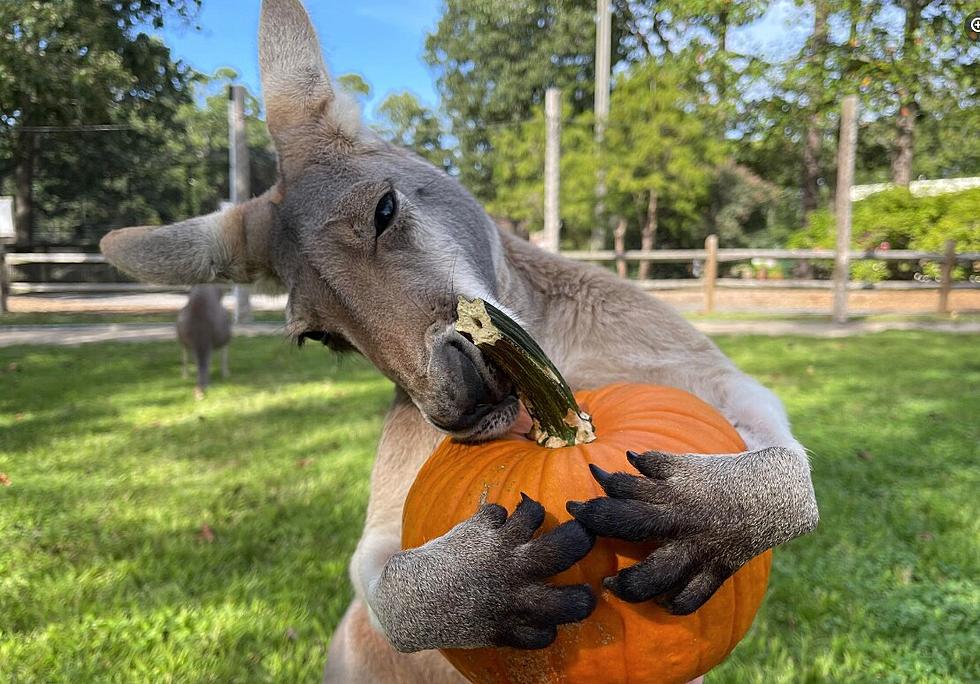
455, 297, 596, 448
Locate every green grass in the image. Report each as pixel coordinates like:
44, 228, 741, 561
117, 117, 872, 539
0, 311, 285, 326
1, 333, 977, 682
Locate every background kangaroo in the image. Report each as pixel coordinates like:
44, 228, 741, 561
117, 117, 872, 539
177, 284, 231, 399
100, 1, 819, 681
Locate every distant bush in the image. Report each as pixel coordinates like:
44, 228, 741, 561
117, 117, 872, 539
788, 188, 980, 282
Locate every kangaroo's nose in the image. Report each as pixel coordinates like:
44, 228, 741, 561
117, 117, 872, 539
428, 339, 497, 432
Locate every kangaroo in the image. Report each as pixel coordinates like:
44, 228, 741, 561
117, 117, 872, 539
177, 284, 231, 399
99, 1, 819, 682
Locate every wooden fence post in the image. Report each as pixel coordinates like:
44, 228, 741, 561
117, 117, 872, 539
613, 217, 627, 278
832, 95, 858, 324
704, 234, 718, 313
938, 239, 956, 314
0, 241, 9, 313
543, 87, 562, 253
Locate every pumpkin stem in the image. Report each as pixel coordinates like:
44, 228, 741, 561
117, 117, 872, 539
455, 297, 596, 448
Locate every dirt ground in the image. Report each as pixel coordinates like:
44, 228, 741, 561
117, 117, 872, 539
7, 288, 979, 315
653, 287, 980, 314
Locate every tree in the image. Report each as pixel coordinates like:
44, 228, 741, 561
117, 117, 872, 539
0, 0, 200, 246
877, 1, 978, 185
425, 0, 619, 200
374, 92, 454, 173
605, 59, 727, 272
168, 70, 277, 219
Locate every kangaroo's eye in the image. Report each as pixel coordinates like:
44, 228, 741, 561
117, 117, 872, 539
374, 190, 397, 236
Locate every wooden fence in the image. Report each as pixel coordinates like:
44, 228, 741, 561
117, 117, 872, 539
1, 238, 977, 316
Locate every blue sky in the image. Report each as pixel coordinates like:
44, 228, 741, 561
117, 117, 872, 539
154, 0, 812, 122
154, 0, 444, 119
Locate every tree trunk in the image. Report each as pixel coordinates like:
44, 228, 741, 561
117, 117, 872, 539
802, 1, 829, 224
14, 133, 35, 248
891, 1, 921, 187
801, 119, 821, 221
613, 217, 627, 279
891, 99, 916, 187
637, 190, 657, 281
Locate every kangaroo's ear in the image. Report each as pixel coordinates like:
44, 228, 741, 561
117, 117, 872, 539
259, 0, 361, 178
100, 191, 278, 285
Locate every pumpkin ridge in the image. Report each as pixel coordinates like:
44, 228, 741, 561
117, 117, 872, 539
418, 448, 471, 541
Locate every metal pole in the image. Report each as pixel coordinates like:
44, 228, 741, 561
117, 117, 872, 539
543, 87, 562, 253
592, 0, 611, 251
228, 84, 252, 323
832, 95, 858, 324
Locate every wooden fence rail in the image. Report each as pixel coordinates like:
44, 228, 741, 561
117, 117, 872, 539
1, 240, 977, 315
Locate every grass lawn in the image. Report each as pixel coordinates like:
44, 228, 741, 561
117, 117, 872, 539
0, 311, 286, 326
1, 332, 977, 682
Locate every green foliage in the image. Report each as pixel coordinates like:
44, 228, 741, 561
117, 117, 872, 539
167, 72, 277, 218
604, 58, 727, 248
337, 72, 372, 100
373, 91, 454, 173
788, 187, 980, 281
424, 0, 609, 200
0, 0, 203, 245
2, 331, 977, 680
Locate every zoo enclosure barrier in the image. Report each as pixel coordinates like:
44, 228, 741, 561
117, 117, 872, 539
2, 237, 976, 317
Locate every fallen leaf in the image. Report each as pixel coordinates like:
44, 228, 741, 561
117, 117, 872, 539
198, 523, 216, 543
14, 413, 25, 421
296, 458, 314, 469
0, 473, 11, 487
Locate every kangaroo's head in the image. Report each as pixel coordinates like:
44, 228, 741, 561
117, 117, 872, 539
100, 0, 518, 441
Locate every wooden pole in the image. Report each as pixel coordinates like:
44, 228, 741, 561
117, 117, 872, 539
704, 234, 718, 313
0, 241, 9, 314
592, 0, 611, 251
938, 239, 956, 314
543, 87, 562, 253
613, 217, 627, 278
228, 84, 252, 323
832, 95, 858, 324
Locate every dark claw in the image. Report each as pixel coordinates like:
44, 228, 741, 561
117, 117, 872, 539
502, 493, 546, 542
657, 570, 728, 615
497, 623, 558, 650
476, 503, 508, 528
523, 520, 595, 579
626, 450, 675, 480
519, 583, 596, 627
567, 497, 675, 542
604, 544, 694, 603
588, 463, 657, 500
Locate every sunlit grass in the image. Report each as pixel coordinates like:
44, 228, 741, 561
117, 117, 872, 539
1, 332, 977, 681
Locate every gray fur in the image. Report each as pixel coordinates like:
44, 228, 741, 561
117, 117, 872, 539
177, 285, 231, 396
376, 497, 596, 653
98, 1, 819, 674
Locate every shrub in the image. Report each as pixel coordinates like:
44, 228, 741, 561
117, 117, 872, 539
788, 187, 980, 282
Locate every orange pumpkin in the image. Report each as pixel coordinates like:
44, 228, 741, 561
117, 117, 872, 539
401, 300, 771, 684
